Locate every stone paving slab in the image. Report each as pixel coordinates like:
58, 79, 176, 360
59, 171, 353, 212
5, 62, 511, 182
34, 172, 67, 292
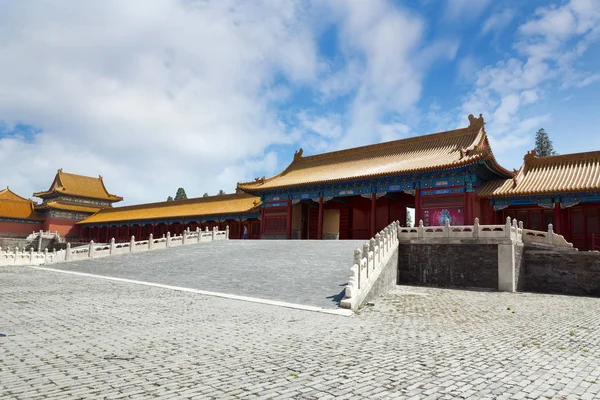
2, 266, 600, 399
46, 240, 363, 309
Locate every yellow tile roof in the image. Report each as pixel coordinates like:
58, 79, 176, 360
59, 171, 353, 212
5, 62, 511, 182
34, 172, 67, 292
78, 192, 261, 225
0, 187, 44, 220
38, 202, 104, 214
33, 169, 123, 202
238, 114, 510, 192
478, 150, 600, 198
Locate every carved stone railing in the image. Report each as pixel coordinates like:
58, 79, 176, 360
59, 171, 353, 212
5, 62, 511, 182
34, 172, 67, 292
521, 224, 574, 249
398, 217, 523, 242
341, 221, 399, 310
398, 217, 573, 249
0, 226, 229, 266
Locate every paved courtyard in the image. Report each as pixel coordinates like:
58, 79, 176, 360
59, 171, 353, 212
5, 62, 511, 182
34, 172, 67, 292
2, 265, 600, 399
48, 240, 363, 309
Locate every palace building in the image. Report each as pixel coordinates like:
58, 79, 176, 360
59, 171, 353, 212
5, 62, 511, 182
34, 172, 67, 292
237, 114, 510, 240
77, 192, 261, 242
1, 114, 599, 250
0, 169, 123, 238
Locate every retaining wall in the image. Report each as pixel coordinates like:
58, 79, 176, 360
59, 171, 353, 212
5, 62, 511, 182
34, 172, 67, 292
398, 242, 499, 289
523, 248, 600, 296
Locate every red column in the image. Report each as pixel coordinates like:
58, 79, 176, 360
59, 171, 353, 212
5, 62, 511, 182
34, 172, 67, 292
415, 188, 421, 225
489, 203, 496, 225
286, 201, 293, 240
317, 198, 324, 240
464, 192, 472, 225
553, 202, 561, 234
260, 207, 265, 237
370, 193, 376, 237
239, 219, 243, 239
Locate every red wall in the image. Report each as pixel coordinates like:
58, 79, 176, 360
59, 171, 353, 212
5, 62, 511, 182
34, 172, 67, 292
43, 218, 80, 238
0, 221, 43, 236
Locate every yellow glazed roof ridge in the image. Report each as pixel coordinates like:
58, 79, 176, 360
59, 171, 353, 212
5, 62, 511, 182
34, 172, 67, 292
238, 114, 506, 192
0, 187, 35, 203
478, 149, 600, 198
33, 169, 123, 201
77, 192, 261, 225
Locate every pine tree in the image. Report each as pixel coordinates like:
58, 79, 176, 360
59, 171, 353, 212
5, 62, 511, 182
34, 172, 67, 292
174, 187, 187, 200
534, 128, 557, 157
167, 196, 173, 202
202, 193, 209, 198
218, 189, 225, 196
406, 210, 413, 227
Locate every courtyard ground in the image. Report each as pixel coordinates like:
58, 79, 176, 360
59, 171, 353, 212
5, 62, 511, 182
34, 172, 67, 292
46, 240, 363, 309
2, 264, 600, 399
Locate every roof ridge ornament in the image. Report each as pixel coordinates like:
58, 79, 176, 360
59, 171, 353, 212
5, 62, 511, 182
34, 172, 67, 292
293, 148, 303, 161
467, 113, 484, 128
524, 149, 537, 163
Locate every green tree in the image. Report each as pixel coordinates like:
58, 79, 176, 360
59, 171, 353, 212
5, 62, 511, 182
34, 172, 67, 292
166, 196, 173, 202
406, 209, 413, 227
534, 128, 557, 157
202, 192, 209, 198
218, 189, 225, 196
174, 187, 188, 200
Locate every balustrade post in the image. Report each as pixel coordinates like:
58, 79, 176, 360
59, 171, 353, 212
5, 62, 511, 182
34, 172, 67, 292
212, 226, 217, 241
375, 233, 381, 262
505, 217, 512, 238
354, 248, 362, 290
196, 227, 201, 243
418, 220, 424, 239
149, 233, 153, 249
473, 217, 480, 238
66, 243, 71, 261
130, 235, 135, 252
166, 232, 171, 247
370, 238, 377, 265
182, 230, 187, 245
547, 224, 554, 246
14, 247, 18, 265
52, 248, 56, 262
29, 248, 34, 263
89, 240, 94, 258
109, 238, 115, 255
226, 225, 230, 240
363, 242, 370, 279
512, 219, 518, 240
44, 248, 48, 263
444, 218, 450, 238
205, 226, 209, 233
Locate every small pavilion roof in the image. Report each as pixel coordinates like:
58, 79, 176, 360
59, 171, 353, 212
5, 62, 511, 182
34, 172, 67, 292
238, 114, 512, 193
479, 150, 600, 198
78, 192, 261, 225
0, 187, 44, 221
33, 169, 123, 202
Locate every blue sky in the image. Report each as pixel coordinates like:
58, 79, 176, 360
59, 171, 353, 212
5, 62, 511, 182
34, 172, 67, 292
0, 0, 599, 205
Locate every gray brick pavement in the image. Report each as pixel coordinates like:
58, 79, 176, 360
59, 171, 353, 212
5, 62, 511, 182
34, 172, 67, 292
1, 266, 600, 399
46, 240, 363, 309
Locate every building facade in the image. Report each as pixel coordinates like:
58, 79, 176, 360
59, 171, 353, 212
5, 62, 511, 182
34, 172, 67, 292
2, 114, 598, 250
77, 192, 261, 242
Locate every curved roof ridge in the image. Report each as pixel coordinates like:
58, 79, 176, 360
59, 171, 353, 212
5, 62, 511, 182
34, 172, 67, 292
95, 192, 258, 213
525, 149, 600, 164
294, 126, 478, 165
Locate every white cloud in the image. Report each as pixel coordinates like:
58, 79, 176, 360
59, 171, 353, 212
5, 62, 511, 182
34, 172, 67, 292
297, 111, 343, 139
459, 0, 600, 162
481, 8, 515, 35
378, 122, 411, 143
0, 0, 320, 204
445, 0, 492, 21
323, 0, 458, 150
